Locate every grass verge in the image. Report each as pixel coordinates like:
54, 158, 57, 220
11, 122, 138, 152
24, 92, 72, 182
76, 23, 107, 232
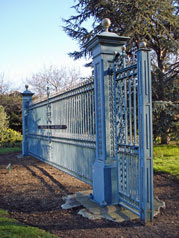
153, 144, 179, 179
0, 147, 22, 154
0, 209, 58, 238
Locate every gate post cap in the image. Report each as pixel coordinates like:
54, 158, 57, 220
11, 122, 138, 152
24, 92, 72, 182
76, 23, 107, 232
21, 84, 34, 97
102, 18, 111, 32
139, 41, 147, 48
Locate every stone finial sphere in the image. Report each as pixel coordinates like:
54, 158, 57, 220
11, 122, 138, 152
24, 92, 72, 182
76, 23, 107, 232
25, 85, 29, 90
102, 18, 111, 32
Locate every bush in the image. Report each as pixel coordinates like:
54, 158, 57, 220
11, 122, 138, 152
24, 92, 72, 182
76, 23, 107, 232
0, 105, 9, 130
0, 128, 22, 147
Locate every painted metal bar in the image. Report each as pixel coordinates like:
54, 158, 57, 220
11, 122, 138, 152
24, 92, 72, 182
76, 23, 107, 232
116, 63, 137, 75
80, 94, 82, 134
137, 48, 153, 222
82, 93, 84, 135
133, 76, 137, 145
128, 75, 132, 144
84, 92, 87, 134
119, 201, 140, 216
124, 79, 128, 144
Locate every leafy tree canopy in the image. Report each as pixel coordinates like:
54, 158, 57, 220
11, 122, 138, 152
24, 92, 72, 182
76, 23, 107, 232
63, 0, 178, 63
0, 92, 22, 132
63, 0, 179, 144
0, 105, 9, 130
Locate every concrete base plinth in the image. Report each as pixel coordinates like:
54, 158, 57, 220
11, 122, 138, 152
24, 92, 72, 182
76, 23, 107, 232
61, 190, 165, 223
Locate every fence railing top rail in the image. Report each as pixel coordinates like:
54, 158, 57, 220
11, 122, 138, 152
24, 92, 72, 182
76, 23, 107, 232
32, 77, 94, 104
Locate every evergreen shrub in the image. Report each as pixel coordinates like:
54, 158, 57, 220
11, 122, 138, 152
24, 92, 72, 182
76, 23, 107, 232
0, 128, 22, 147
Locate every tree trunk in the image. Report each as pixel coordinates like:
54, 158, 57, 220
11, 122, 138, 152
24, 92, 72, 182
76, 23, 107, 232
161, 133, 170, 144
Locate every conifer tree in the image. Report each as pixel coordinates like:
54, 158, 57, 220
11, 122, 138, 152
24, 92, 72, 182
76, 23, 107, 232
63, 0, 179, 144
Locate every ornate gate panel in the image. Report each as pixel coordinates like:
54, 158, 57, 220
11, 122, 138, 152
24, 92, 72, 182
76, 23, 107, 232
113, 48, 153, 221
113, 51, 140, 215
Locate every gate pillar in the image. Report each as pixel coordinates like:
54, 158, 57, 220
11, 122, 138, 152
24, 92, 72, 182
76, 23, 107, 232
21, 85, 34, 156
86, 19, 129, 205
137, 46, 153, 221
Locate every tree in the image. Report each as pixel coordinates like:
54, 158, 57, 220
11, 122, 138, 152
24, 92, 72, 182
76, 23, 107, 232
26, 65, 82, 97
63, 0, 179, 144
0, 105, 9, 130
0, 73, 10, 94
0, 92, 22, 132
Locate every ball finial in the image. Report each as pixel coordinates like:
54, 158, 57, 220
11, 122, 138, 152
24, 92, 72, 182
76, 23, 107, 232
102, 18, 111, 32
25, 85, 29, 90
122, 45, 126, 52
139, 41, 147, 48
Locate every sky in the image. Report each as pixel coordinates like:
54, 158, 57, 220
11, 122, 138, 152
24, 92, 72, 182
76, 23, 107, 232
0, 0, 92, 90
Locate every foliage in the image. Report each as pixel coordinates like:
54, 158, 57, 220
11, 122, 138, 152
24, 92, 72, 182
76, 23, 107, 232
0, 91, 22, 132
0, 73, 10, 94
0, 105, 9, 130
153, 101, 179, 143
63, 0, 179, 144
63, 0, 178, 59
0, 128, 22, 147
153, 144, 179, 179
0, 146, 22, 154
26, 65, 83, 97
0, 209, 58, 238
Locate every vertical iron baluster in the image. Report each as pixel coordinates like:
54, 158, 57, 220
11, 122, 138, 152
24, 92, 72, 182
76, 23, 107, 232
72, 97, 74, 134
84, 92, 87, 134
89, 91, 91, 135
65, 100, 67, 134
92, 90, 95, 135
67, 99, 69, 134
76, 95, 78, 134
80, 94, 82, 135
129, 75, 132, 144
131, 155, 133, 199
87, 92, 90, 135
75, 96, 77, 134
133, 76, 137, 145
82, 93, 84, 135
124, 79, 128, 144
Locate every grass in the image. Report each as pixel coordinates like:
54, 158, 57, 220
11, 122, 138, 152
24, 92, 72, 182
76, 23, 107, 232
0, 146, 22, 154
153, 144, 179, 179
0, 209, 58, 238
0, 144, 178, 178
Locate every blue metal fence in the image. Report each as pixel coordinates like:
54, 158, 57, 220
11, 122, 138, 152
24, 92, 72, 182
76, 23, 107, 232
22, 19, 153, 222
23, 79, 96, 185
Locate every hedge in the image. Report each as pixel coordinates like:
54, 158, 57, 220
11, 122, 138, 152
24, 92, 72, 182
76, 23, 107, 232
0, 128, 23, 147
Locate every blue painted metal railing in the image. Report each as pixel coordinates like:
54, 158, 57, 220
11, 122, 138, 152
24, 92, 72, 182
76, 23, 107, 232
22, 19, 153, 222
22, 79, 96, 185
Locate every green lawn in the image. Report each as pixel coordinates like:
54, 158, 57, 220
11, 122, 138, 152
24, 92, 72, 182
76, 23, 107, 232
0, 146, 22, 154
153, 144, 179, 179
0, 209, 58, 238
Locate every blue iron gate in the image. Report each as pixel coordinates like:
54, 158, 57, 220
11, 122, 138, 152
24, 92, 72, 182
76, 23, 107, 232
113, 51, 140, 215
112, 47, 153, 221
22, 19, 153, 222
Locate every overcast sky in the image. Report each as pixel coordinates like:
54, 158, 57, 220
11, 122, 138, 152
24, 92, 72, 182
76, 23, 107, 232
0, 0, 91, 89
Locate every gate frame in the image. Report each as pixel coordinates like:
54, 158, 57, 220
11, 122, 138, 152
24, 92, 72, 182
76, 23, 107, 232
137, 48, 153, 221
86, 22, 153, 222
86, 31, 129, 206
22, 20, 153, 223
